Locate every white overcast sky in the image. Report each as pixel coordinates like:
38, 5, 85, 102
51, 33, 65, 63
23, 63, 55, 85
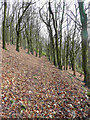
0, 0, 90, 38
7, 0, 89, 4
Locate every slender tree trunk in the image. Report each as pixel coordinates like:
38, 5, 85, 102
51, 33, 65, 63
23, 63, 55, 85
59, 32, 62, 69
48, 44, 50, 61
2, 1, 7, 49
49, 2, 59, 67
35, 31, 39, 57
55, 29, 59, 67
25, 27, 30, 54
19, 33, 22, 47
6, 24, 10, 45
66, 35, 69, 70
46, 42, 50, 61
49, 26, 56, 66
72, 39, 76, 76
12, 31, 13, 45
10, 25, 12, 44
16, 30, 20, 52
39, 41, 42, 58
64, 40, 66, 70
59, 2, 65, 70
30, 26, 33, 55
23, 32, 26, 49
36, 38, 38, 57
15, 3, 31, 52
16, 21, 20, 52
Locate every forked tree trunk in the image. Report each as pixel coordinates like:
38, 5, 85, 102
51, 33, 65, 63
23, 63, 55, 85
49, 2, 59, 67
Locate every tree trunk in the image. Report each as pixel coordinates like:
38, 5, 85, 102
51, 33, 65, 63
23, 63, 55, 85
78, 2, 89, 86
64, 40, 66, 70
15, 3, 31, 52
16, 30, 20, 52
82, 32, 89, 83
59, 32, 62, 69
16, 20, 20, 52
49, 2, 59, 67
25, 26, 30, 54
35, 30, 39, 57
36, 38, 38, 57
10, 25, 12, 45
59, 2, 65, 70
66, 35, 69, 70
2, 1, 7, 49
19, 33, 22, 47
49, 26, 56, 66
48, 44, 50, 61
72, 39, 76, 76
39, 41, 42, 58
12, 31, 14, 45
30, 27, 33, 55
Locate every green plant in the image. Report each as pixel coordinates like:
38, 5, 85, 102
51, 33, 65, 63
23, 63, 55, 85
86, 92, 90, 97
21, 105, 26, 111
10, 100, 14, 104
42, 52, 46, 56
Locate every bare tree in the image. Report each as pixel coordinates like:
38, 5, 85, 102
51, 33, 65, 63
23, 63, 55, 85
78, 1, 90, 87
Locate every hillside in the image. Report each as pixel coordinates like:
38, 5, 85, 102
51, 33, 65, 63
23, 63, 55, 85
1, 45, 89, 119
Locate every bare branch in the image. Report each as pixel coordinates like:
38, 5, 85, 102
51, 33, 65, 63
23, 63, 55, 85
0, 2, 3, 10
70, 10, 81, 26
66, 13, 82, 28
39, 4, 49, 27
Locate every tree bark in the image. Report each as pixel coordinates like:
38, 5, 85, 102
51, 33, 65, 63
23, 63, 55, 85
25, 25, 30, 54
64, 40, 66, 70
16, 30, 20, 52
16, 21, 20, 52
48, 26, 56, 66
36, 38, 38, 57
29, 25, 33, 55
39, 6, 56, 66
78, 2, 89, 86
2, 1, 7, 49
16, 3, 31, 52
66, 35, 70, 70
59, 2, 65, 70
39, 41, 42, 58
49, 2, 59, 67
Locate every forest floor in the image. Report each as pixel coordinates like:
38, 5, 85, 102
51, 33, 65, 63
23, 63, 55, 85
1, 45, 90, 119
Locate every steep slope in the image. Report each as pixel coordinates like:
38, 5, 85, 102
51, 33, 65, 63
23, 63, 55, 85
1, 45, 89, 119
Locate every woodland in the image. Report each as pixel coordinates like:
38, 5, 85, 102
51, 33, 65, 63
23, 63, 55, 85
0, 0, 90, 119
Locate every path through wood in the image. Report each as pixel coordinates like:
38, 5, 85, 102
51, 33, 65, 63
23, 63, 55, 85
1, 45, 89, 119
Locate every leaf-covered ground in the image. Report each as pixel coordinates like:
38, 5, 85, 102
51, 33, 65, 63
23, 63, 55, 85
1, 45, 90, 119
